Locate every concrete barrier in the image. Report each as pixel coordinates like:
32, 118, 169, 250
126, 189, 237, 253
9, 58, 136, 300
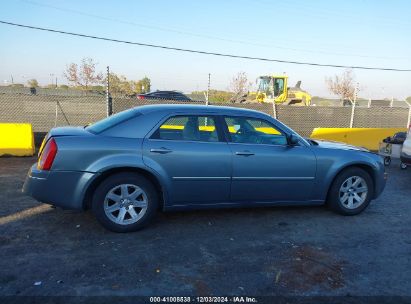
0, 123, 35, 156
310, 128, 407, 151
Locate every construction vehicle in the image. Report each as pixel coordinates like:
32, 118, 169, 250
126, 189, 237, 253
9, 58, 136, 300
254, 75, 312, 105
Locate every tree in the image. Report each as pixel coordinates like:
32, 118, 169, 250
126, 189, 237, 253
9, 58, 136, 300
135, 76, 151, 94
64, 58, 103, 89
27, 79, 39, 88
326, 69, 358, 105
108, 73, 151, 96
229, 72, 251, 103
109, 73, 132, 95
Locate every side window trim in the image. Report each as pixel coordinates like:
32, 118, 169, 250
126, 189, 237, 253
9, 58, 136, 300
148, 114, 225, 143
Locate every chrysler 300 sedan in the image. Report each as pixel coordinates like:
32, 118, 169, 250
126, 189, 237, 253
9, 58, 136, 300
23, 105, 387, 232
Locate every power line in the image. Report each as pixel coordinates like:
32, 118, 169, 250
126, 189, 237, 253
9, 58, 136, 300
1, 20, 410, 72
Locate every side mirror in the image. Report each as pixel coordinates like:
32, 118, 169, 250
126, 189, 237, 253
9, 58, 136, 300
288, 134, 299, 146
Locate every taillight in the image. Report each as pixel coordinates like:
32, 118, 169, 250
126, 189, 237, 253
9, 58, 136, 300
137, 95, 145, 100
38, 134, 48, 157
37, 138, 58, 170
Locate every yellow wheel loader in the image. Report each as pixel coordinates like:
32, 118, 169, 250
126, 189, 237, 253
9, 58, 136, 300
254, 75, 311, 105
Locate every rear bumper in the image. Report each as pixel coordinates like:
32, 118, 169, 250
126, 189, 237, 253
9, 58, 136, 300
22, 164, 96, 210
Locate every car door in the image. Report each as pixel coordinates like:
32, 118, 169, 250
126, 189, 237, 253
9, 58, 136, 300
143, 114, 231, 205
223, 116, 317, 203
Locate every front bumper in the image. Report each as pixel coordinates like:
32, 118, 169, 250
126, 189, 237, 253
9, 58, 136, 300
372, 160, 387, 199
22, 164, 96, 210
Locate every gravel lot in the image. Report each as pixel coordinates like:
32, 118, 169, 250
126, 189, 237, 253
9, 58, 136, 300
0, 156, 410, 298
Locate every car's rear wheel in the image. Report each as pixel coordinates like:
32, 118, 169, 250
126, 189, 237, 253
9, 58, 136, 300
92, 173, 159, 232
327, 167, 374, 215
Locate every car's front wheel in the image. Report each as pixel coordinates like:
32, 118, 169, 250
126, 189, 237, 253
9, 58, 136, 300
92, 173, 159, 232
327, 167, 374, 215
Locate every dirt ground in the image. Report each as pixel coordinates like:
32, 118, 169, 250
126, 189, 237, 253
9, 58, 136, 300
1, 156, 411, 298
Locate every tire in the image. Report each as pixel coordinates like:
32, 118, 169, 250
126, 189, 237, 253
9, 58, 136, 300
92, 173, 159, 232
384, 157, 391, 166
400, 162, 407, 170
327, 167, 374, 215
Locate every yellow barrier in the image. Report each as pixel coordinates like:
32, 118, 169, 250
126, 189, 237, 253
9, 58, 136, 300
0, 123, 35, 156
161, 125, 281, 134
310, 128, 407, 151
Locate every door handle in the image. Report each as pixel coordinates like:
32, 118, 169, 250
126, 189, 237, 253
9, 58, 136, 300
150, 148, 172, 154
235, 151, 254, 156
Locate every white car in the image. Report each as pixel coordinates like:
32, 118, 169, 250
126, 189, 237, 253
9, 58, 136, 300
401, 125, 411, 169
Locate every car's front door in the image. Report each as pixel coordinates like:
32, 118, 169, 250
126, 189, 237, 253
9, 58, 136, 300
223, 116, 317, 203
143, 114, 231, 206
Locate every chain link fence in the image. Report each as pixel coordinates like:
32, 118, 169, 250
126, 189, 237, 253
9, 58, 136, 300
112, 96, 411, 137
1, 87, 410, 145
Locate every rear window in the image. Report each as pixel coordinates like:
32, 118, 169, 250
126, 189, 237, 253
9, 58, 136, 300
86, 109, 137, 134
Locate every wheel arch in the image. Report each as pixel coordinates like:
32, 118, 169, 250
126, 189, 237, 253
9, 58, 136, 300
326, 163, 376, 200
82, 166, 166, 211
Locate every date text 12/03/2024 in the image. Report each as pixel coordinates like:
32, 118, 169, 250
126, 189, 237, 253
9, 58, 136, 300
149, 296, 258, 303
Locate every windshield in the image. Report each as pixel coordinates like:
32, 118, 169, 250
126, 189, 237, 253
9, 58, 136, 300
257, 77, 285, 98
86, 109, 138, 134
257, 77, 273, 96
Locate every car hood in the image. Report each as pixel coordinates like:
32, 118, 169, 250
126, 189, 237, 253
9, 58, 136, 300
311, 139, 368, 152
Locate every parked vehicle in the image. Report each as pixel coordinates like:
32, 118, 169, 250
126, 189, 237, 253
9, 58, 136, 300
137, 91, 191, 101
23, 105, 387, 232
253, 75, 311, 105
400, 125, 411, 169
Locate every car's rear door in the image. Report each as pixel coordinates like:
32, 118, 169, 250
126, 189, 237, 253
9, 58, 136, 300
143, 114, 232, 206
223, 116, 317, 203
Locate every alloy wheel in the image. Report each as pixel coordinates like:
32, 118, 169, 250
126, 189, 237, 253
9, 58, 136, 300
103, 184, 148, 225
338, 176, 368, 209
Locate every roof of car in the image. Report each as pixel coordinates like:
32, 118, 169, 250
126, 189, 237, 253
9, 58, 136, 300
134, 104, 268, 117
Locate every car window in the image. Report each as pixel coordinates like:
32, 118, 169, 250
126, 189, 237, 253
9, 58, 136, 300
86, 109, 137, 134
169, 93, 179, 100
150, 92, 166, 98
170, 92, 182, 100
153, 92, 165, 98
224, 117, 287, 145
175, 93, 189, 100
151, 115, 220, 142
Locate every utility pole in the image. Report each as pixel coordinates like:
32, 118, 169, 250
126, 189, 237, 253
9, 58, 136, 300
10, 75, 14, 84
55, 77, 58, 88
350, 82, 359, 128
354, 82, 359, 104
106, 66, 112, 117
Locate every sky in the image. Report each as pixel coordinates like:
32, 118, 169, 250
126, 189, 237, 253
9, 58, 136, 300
0, 0, 410, 99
